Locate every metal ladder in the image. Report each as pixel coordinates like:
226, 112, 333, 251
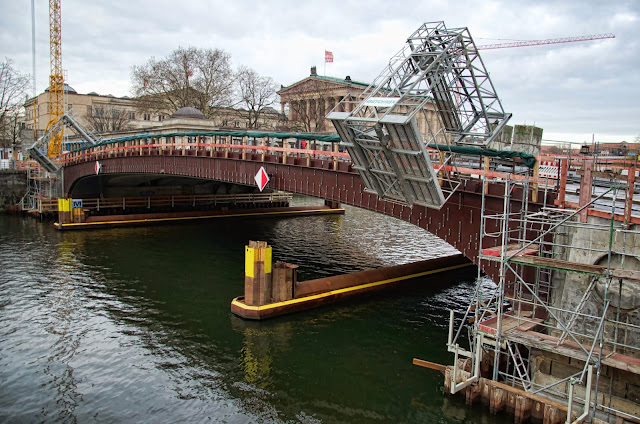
506, 340, 532, 391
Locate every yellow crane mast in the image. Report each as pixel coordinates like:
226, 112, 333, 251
46, 0, 63, 158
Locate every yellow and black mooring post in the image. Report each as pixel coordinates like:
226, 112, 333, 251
244, 240, 272, 306
57, 198, 72, 224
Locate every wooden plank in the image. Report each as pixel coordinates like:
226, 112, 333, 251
413, 358, 447, 374
511, 256, 640, 282
509, 255, 606, 276
611, 268, 640, 283
482, 243, 539, 257
504, 328, 640, 375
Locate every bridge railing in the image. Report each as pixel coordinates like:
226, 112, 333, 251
55, 132, 640, 222
59, 135, 351, 169
36, 192, 293, 213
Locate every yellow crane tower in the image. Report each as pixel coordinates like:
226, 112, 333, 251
46, 0, 63, 158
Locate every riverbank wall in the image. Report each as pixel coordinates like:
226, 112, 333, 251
0, 170, 26, 213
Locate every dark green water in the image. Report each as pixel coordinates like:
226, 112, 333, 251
0, 199, 508, 423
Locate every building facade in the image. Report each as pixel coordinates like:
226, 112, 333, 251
278, 66, 440, 137
23, 84, 284, 144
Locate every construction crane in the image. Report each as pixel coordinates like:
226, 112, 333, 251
46, 0, 64, 158
476, 33, 615, 50
29, 0, 98, 173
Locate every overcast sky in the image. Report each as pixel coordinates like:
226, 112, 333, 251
1, 0, 638, 145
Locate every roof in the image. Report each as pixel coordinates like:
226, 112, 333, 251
310, 74, 369, 88
278, 74, 370, 95
171, 107, 206, 119
44, 83, 77, 94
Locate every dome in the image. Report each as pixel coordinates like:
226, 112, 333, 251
171, 106, 206, 119
44, 83, 77, 94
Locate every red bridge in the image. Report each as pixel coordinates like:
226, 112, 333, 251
57, 130, 633, 285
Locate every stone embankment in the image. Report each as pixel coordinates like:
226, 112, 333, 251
0, 170, 27, 213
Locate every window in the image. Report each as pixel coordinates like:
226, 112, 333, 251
128, 112, 135, 120
144, 113, 151, 121
234, 121, 239, 127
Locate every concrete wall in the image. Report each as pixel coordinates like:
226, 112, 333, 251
550, 215, 640, 350
0, 170, 27, 211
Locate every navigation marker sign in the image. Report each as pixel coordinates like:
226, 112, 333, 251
254, 166, 270, 192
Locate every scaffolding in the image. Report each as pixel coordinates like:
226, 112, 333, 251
447, 163, 640, 423
22, 162, 61, 212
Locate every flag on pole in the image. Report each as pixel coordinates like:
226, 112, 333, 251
325, 50, 334, 63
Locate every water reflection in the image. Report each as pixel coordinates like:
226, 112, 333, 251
0, 202, 510, 423
39, 239, 86, 422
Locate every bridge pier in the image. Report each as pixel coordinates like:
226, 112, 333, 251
233, 243, 474, 320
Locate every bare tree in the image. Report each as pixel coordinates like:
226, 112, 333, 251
85, 105, 132, 134
131, 47, 234, 118
236, 66, 279, 129
0, 58, 30, 150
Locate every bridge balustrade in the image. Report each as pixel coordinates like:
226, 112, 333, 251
60, 134, 351, 171
55, 132, 640, 225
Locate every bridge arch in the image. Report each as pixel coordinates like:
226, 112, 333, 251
62, 151, 539, 283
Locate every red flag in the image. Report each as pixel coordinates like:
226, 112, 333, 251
325, 50, 334, 63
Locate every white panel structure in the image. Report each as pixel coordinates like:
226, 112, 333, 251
328, 21, 512, 209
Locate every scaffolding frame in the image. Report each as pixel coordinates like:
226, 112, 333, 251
22, 162, 62, 212
447, 171, 640, 423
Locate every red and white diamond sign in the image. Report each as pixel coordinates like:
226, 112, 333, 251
254, 166, 270, 192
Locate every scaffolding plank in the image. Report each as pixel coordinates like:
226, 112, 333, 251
502, 327, 640, 375
610, 268, 640, 283
481, 243, 539, 257
509, 256, 606, 276
478, 313, 542, 335
509, 256, 640, 282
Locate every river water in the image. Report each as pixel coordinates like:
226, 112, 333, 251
0, 197, 508, 423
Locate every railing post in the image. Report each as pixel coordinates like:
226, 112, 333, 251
242, 136, 247, 160
624, 160, 636, 227
579, 160, 594, 223
531, 159, 540, 203
557, 158, 568, 208
483, 156, 490, 194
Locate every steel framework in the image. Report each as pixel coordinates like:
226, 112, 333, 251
328, 21, 511, 209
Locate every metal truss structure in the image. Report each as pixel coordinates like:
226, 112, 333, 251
328, 21, 511, 209
29, 113, 100, 173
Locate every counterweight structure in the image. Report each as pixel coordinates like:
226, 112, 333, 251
328, 21, 511, 209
